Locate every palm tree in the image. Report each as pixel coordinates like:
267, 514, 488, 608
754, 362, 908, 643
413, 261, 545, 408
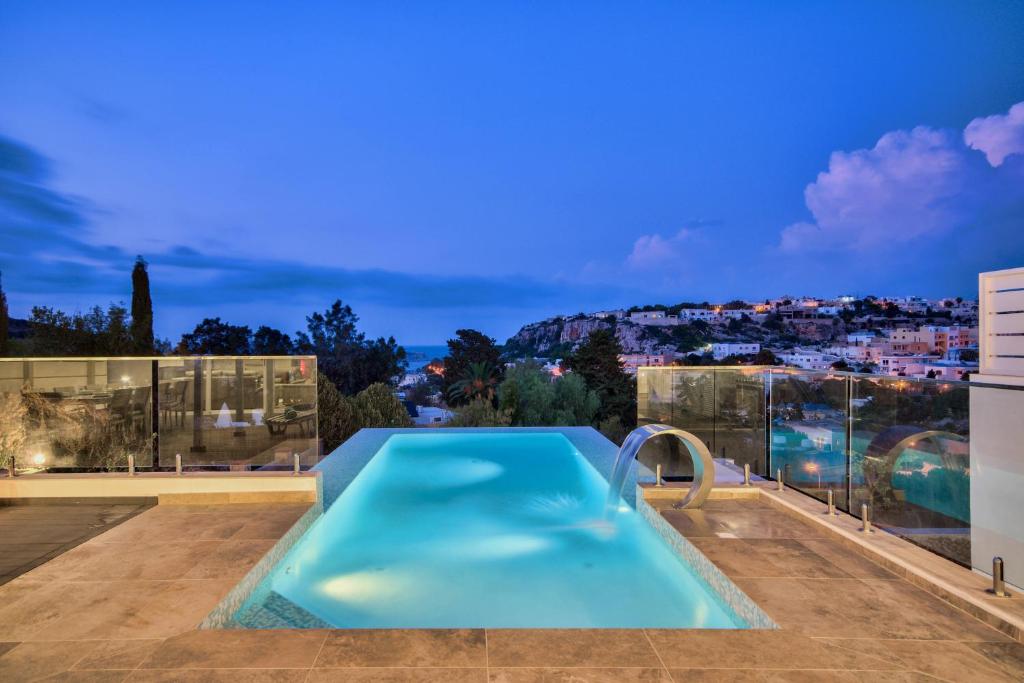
447, 362, 500, 405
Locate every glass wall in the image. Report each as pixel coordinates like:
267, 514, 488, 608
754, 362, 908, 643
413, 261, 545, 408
849, 376, 970, 565
637, 367, 766, 479
768, 369, 849, 507
0, 356, 317, 473
637, 368, 712, 480
636, 366, 1024, 583
0, 358, 154, 471
156, 357, 317, 470
714, 367, 766, 475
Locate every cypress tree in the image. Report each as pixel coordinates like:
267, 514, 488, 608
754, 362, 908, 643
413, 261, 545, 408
0, 272, 9, 356
130, 256, 155, 354
564, 329, 637, 430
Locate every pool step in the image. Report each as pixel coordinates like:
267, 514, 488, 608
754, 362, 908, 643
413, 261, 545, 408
235, 590, 332, 629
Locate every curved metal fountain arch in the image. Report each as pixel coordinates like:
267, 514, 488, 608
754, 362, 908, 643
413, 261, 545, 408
604, 423, 716, 516
862, 425, 968, 510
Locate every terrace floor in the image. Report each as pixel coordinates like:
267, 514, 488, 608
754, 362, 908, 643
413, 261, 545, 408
0, 500, 152, 586
0, 497, 1022, 681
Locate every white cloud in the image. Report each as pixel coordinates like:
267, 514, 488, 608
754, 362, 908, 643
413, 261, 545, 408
626, 227, 700, 269
780, 102, 1024, 254
964, 101, 1024, 167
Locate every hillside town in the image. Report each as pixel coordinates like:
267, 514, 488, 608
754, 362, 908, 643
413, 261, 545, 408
503, 295, 980, 381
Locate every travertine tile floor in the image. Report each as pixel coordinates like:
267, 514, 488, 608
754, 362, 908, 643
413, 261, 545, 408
0, 501, 151, 585
0, 499, 1021, 682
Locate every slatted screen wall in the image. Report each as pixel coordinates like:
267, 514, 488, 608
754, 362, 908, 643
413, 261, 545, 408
980, 267, 1024, 377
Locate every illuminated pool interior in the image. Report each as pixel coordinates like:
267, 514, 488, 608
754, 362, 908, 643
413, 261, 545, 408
233, 431, 754, 628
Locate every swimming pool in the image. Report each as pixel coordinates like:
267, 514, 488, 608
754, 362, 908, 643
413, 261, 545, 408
232, 430, 754, 628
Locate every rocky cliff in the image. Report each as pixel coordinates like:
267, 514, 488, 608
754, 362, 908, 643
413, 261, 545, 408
504, 315, 683, 358
503, 307, 873, 361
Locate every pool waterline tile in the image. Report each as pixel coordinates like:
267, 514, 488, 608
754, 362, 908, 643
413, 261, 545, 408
636, 495, 776, 630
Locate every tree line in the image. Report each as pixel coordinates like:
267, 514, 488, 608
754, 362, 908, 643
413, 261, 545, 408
0, 258, 639, 449
435, 328, 637, 443
0, 258, 414, 453
1, 258, 158, 357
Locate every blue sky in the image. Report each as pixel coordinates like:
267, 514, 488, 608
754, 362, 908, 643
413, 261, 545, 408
2, 1, 1023, 344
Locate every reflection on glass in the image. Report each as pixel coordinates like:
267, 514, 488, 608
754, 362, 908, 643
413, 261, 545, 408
671, 369, 716, 454
0, 356, 317, 473
623, 366, 1023, 574
850, 377, 970, 565
638, 369, 715, 481
714, 368, 766, 476
157, 357, 317, 470
768, 369, 848, 508
636, 368, 766, 480
0, 359, 153, 470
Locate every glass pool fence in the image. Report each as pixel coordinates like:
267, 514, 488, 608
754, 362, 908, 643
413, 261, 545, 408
637, 366, 1024, 587
0, 356, 318, 473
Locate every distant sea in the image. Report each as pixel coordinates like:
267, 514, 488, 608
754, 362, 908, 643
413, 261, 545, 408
403, 345, 448, 372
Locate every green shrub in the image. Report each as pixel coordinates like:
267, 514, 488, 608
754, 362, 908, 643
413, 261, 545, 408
449, 397, 513, 427
356, 382, 413, 428
597, 415, 628, 445
317, 371, 362, 453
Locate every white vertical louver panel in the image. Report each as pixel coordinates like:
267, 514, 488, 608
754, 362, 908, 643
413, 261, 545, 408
980, 267, 1024, 377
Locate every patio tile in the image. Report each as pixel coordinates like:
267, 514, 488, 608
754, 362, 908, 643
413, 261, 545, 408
0, 504, 151, 574
0, 581, 97, 640
140, 629, 326, 670
733, 577, 1010, 641
105, 579, 237, 639
794, 539, 897, 579
93, 514, 224, 544
644, 630, 901, 670
485, 629, 659, 668
0, 578, 50, 613
126, 671, 308, 682
0, 640, 98, 681
699, 498, 775, 511
315, 629, 486, 668
488, 667, 670, 682
40, 671, 131, 682
665, 670, 940, 682
30, 581, 159, 641
661, 509, 827, 539
19, 545, 105, 580
308, 669, 487, 682
231, 516, 302, 540
0, 524, 93, 545
15, 579, 232, 643
193, 518, 250, 540
94, 506, 300, 545
183, 539, 276, 579
72, 639, 164, 670
28, 541, 217, 581
818, 637, 1024, 682
0, 543, 66, 562
686, 538, 857, 579
965, 642, 1024, 679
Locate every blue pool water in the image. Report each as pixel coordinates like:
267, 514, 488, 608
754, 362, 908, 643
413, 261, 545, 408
246, 432, 746, 628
